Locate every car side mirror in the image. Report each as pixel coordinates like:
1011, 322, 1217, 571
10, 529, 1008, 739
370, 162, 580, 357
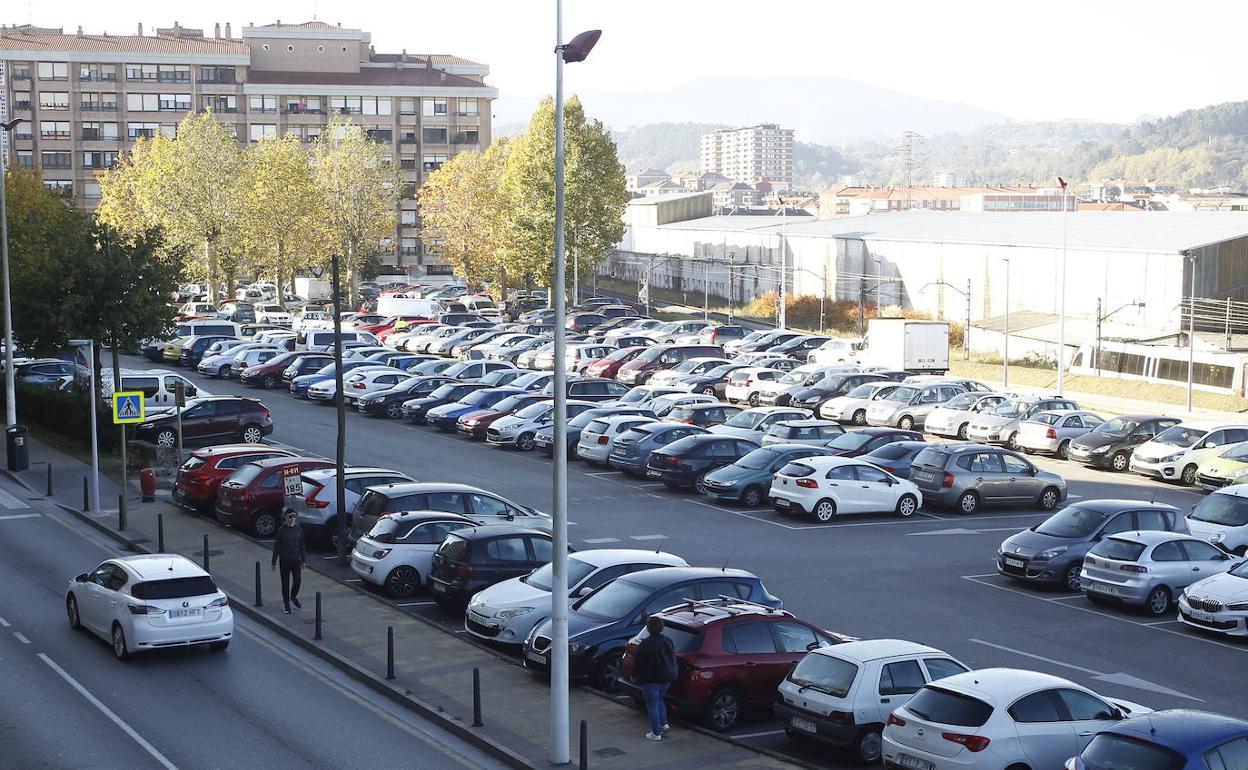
577, 586, 594, 597
75, 573, 89, 583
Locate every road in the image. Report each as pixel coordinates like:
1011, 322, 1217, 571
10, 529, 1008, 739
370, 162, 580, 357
0, 473, 505, 770
127, 354, 1248, 765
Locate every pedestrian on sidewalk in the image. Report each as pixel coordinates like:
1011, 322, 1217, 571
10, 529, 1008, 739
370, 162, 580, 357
271, 509, 306, 614
634, 615, 677, 741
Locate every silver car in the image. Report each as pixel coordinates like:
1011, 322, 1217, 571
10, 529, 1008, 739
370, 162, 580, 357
761, 419, 846, 447
907, 443, 1068, 514
865, 382, 968, 430
965, 396, 1079, 450
289, 466, 415, 548
923, 392, 1009, 439
575, 414, 657, 463
820, 381, 902, 424
1081, 531, 1238, 616
1017, 409, 1105, 458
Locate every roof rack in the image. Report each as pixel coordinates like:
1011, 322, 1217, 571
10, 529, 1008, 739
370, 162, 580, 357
660, 596, 785, 617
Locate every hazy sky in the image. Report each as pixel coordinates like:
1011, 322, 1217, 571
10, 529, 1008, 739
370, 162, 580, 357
18, 0, 1247, 127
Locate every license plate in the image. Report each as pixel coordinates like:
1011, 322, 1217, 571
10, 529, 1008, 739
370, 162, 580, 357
525, 649, 546, 664
646, 469, 662, 478
774, 498, 790, 507
168, 608, 202, 619
1188, 609, 1216, 622
1089, 582, 1119, 596
912, 470, 934, 482
1004, 557, 1026, 568
898, 754, 935, 770
790, 716, 817, 734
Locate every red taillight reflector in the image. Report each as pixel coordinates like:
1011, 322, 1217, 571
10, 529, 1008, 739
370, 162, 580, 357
942, 732, 990, 752
1046, 427, 1057, 439
795, 478, 818, 489
942, 471, 956, 488
597, 435, 609, 444
353, 382, 366, 389
1120, 564, 1148, 573
886, 713, 905, 728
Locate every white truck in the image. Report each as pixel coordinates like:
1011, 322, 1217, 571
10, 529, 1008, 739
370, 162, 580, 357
375, 294, 445, 318
293, 277, 332, 302
858, 319, 949, 374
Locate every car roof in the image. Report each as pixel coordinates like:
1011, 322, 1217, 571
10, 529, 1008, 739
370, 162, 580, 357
366, 481, 486, 496
812, 638, 945, 663
795, 455, 862, 468
115, 554, 209, 580
616, 566, 757, 586
245, 456, 331, 470
1211, 484, 1248, 499
451, 525, 548, 540
571, 549, 686, 568
924, 667, 1077, 703
303, 466, 401, 480
742, 406, 807, 415
1107, 530, 1196, 546
192, 443, 291, 458
861, 440, 929, 454
775, 419, 838, 427
657, 600, 793, 627
1107, 709, 1248, 752
1063, 498, 1180, 513
857, 426, 916, 436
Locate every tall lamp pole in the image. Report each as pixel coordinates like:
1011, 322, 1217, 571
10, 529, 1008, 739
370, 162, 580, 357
1000, 258, 1010, 388
1056, 176, 1069, 395
1, 118, 26, 434
1186, 251, 1197, 413
552, 12, 600, 765
332, 254, 349, 564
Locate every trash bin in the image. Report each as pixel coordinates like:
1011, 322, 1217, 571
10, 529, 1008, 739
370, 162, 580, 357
6, 425, 29, 472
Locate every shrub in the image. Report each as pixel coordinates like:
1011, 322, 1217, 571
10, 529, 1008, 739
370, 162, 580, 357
0, 383, 119, 452
739, 291, 964, 345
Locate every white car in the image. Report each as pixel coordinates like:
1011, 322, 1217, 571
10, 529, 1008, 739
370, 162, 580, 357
1017, 409, 1105, 458
820, 381, 903, 425
775, 639, 968, 763
350, 511, 478, 597
1178, 558, 1248, 636
603, 385, 684, 409
1130, 421, 1248, 486
308, 366, 405, 403
465, 549, 688, 645
645, 392, 717, 417
769, 455, 921, 521
603, 319, 663, 340
229, 345, 283, 377
1187, 485, 1248, 555
487, 399, 594, 450
255, 303, 292, 326
177, 301, 220, 319
647, 357, 733, 388
293, 309, 333, 332
724, 366, 784, 405
882, 669, 1149, 770
396, 325, 455, 353
805, 337, 863, 366
923, 392, 1009, 439
709, 406, 813, 440
67, 555, 232, 660
576, 414, 657, 463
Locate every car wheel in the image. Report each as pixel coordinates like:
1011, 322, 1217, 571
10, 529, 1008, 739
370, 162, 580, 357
957, 423, 968, 440
385, 566, 421, 598
748, 392, 760, 407
897, 415, 914, 431
67, 594, 82, 630
1058, 440, 1072, 460
814, 499, 837, 522
385, 402, 403, 419
155, 429, 177, 448
852, 409, 867, 426
517, 433, 536, 452
740, 485, 764, 508
591, 650, 625, 693
851, 727, 884, 765
957, 491, 979, 514
1006, 432, 1020, 450
701, 386, 717, 396
694, 470, 711, 495
261, 374, 276, 389
1038, 487, 1061, 511
209, 640, 230, 652
1062, 563, 1081, 592
1145, 586, 1172, 617
111, 623, 130, 661
252, 510, 279, 538
241, 424, 264, 444
1180, 464, 1198, 485
218, 365, 230, 378
1110, 451, 1129, 472
705, 687, 743, 732
895, 493, 918, 518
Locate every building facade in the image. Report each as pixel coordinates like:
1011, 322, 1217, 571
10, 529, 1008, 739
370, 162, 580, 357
0, 21, 496, 269
699, 123, 793, 191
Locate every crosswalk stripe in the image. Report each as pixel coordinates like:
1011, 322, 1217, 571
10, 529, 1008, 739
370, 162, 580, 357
582, 537, 620, 544
0, 487, 31, 510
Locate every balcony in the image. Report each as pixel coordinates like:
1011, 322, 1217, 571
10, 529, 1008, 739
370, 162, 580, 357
283, 106, 325, 115
13, 73, 31, 81
79, 73, 118, 82
399, 134, 418, 145
399, 160, 418, 170
157, 74, 192, 84
398, 247, 419, 257
367, 130, 393, 143
80, 103, 119, 112
13, 101, 31, 110
452, 132, 479, 145
249, 107, 278, 114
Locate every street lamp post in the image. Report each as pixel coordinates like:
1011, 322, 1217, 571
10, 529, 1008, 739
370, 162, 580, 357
777, 200, 787, 330
552, 10, 600, 764
1, 118, 26, 439
1056, 177, 1069, 396
1000, 258, 1010, 388
1186, 252, 1197, 413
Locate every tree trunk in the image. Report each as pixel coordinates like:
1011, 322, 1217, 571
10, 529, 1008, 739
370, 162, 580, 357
205, 240, 218, 302
275, 243, 286, 303
346, 241, 358, 310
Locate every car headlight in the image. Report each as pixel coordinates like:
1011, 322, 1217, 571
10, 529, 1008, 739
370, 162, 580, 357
371, 548, 390, 558
1228, 602, 1248, 611
1209, 532, 1225, 544
139, 423, 154, 430
1159, 453, 1184, 463
1089, 445, 1110, 454
496, 607, 534, 619
796, 396, 819, 405
1231, 468, 1248, 478
1038, 546, 1068, 559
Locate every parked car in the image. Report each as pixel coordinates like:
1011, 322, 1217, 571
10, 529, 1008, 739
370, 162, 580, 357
908, 443, 1067, 514
661, 402, 740, 428
582, 346, 646, 380
485, 399, 594, 451
676, 362, 751, 398
1178, 558, 1248, 637
218, 301, 257, 324
966, 395, 1079, 450
881, 669, 1148, 770
755, 363, 846, 407
400, 381, 490, 423
1082, 531, 1239, 616
133, 396, 273, 447
307, 365, 405, 405
278, 353, 333, 385
466, 549, 688, 645
522, 566, 781, 691
1017, 409, 1106, 458
822, 427, 923, 458
535, 406, 658, 458
617, 344, 724, 385
648, 357, 734, 388
1187, 485, 1248, 556
427, 526, 559, 609
806, 336, 864, 366
1068, 414, 1181, 472
866, 381, 969, 430
215, 456, 335, 537
998, 500, 1187, 591
1194, 442, 1248, 491
288, 360, 379, 398
709, 406, 813, 441
923, 392, 1010, 439
172, 443, 296, 515
457, 392, 549, 439
820, 381, 904, 425
349, 511, 478, 597
358, 375, 452, 419
255, 303, 292, 326
702, 443, 833, 507
604, 385, 683, 409
290, 466, 415, 548
347, 481, 549, 548
228, 345, 284, 379
856, 440, 930, 480
770, 455, 921, 520
576, 414, 658, 464
724, 366, 785, 406
608, 422, 708, 475
67, 555, 232, 660
178, 335, 238, 367
760, 419, 845, 447
775, 639, 968, 762
426, 387, 527, 431
646, 434, 761, 489
1065, 709, 1248, 770
785, 372, 891, 413
1131, 421, 1248, 486
645, 392, 717, 417
540, 375, 632, 403
197, 342, 266, 378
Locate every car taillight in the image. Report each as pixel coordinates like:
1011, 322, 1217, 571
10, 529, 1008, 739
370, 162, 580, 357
682, 419, 694, 425
942, 732, 990, 752
353, 382, 366, 389
826, 710, 854, 724
665, 456, 683, 465
263, 406, 271, 418
239, 361, 249, 368
795, 478, 818, 489
1120, 564, 1148, 573
597, 435, 609, 444
127, 603, 162, 615
942, 471, 956, 488
207, 596, 229, 608
879, 466, 894, 473
455, 563, 473, 578
241, 490, 253, 504
1046, 427, 1057, 439
886, 713, 906, 728
306, 486, 328, 508
745, 379, 754, 386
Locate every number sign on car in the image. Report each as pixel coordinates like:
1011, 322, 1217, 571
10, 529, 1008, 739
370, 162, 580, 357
282, 466, 303, 497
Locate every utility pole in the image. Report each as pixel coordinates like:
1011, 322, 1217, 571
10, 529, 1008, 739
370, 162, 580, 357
1056, 176, 1069, 396
702, 256, 709, 321
332, 254, 348, 564
727, 251, 736, 322
1095, 297, 1102, 376
1186, 252, 1197, 413
777, 202, 787, 330
1001, 258, 1010, 388
965, 277, 972, 360
0, 118, 25, 441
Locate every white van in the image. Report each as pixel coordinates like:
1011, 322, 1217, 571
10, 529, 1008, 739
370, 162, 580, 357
375, 294, 444, 318
100, 369, 207, 412
296, 329, 380, 352
1131, 421, 1248, 485
460, 295, 502, 319
174, 319, 240, 339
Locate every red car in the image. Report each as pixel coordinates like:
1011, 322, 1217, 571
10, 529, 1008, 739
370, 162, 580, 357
456, 393, 549, 439
215, 456, 334, 537
173, 444, 297, 514
377, 317, 437, 343
583, 346, 646, 379
619, 600, 849, 732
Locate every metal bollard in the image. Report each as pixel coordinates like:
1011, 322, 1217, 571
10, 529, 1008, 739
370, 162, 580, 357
254, 561, 263, 607
314, 592, 323, 640
202, 535, 209, 571
472, 667, 483, 727
386, 626, 395, 680
117, 494, 126, 531
157, 514, 165, 552
580, 720, 588, 770
46, 463, 52, 497
82, 477, 88, 512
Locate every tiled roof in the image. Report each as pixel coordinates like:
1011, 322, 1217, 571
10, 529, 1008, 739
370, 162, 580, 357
0, 27, 249, 55
370, 53, 482, 67
258, 21, 339, 29
246, 67, 486, 88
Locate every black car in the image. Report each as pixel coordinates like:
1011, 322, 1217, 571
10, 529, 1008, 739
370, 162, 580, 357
737, 332, 803, 355
566, 312, 608, 333
400, 381, 490, 423
1068, 414, 1182, 472
541, 376, 631, 403
787, 372, 892, 411
359, 375, 452, 419
219, 302, 257, 324
645, 434, 761, 489
133, 396, 273, 447
768, 335, 829, 359
522, 567, 780, 691
857, 440, 929, 479
822, 427, 924, 457
280, 353, 334, 384
427, 526, 559, 608
681, 363, 751, 398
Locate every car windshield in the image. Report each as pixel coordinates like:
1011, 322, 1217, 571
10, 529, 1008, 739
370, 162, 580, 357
1223, 443, 1248, 460
844, 384, 878, 399
1090, 538, 1148, 561
826, 432, 873, 451
634, 348, 666, 363
1153, 425, 1206, 447
1036, 506, 1110, 538
515, 402, 551, 419
991, 401, 1025, 417
705, 364, 740, 378
488, 395, 529, 412
1093, 417, 1141, 438
671, 359, 702, 373
575, 578, 654, 620
568, 410, 609, 430
523, 556, 597, 592
787, 654, 858, 697
429, 384, 463, 399
885, 387, 918, 403
723, 410, 767, 429
1078, 734, 1185, 770
779, 370, 809, 385
1189, 493, 1248, 527
943, 393, 979, 410
736, 447, 784, 470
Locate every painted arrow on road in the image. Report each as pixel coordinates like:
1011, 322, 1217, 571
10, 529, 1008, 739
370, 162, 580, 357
908, 526, 1030, 536
970, 638, 1203, 701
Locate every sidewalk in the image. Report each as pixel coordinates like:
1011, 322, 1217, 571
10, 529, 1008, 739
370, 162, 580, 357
5, 437, 801, 770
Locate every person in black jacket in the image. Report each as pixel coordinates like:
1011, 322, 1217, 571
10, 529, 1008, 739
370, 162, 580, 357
271, 510, 306, 614
633, 616, 677, 741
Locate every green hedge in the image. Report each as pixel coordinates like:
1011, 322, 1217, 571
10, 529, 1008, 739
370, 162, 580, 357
0, 382, 120, 452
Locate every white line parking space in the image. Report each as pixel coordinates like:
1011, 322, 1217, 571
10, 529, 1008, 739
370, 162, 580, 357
0, 513, 39, 521
0, 487, 31, 510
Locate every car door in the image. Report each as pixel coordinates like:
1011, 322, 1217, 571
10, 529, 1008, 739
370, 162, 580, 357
1054, 688, 1122, 753
79, 562, 116, 632
963, 451, 1008, 502
210, 400, 245, 439
483, 535, 532, 584
719, 620, 787, 703
465, 493, 517, 526
180, 401, 219, 440
824, 464, 861, 513
424, 491, 468, 516
877, 658, 928, 715
1008, 689, 1079, 769
854, 464, 901, 513
1180, 540, 1234, 587
1146, 539, 1189, 590
1000, 451, 1040, 502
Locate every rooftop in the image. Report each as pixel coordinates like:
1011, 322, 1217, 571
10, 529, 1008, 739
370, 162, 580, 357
0, 25, 249, 54
247, 67, 487, 89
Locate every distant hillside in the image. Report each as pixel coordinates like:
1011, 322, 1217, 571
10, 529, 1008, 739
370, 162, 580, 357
610, 122, 725, 173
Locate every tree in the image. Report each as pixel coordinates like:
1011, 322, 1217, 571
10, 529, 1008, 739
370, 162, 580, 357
236, 136, 330, 300
73, 224, 182, 352
418, 138, 509, 291
314, 118, 402, 307
497, 96, 628, 292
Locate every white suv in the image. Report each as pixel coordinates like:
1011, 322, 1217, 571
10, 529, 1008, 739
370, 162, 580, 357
1130, 421, 1248, 485
1187, 484, 1248, 555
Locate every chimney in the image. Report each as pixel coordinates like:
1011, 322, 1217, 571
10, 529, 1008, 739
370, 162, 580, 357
440, 71, 447, 83
137, 22, 143, 36
425, 57, 432, 72
214, 22, 220, 38
224, 22, 231, 39
76, 25, 83, 35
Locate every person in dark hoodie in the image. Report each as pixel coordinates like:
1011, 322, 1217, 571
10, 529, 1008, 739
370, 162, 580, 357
633, 615, 678, 741
271, 509, 306, 614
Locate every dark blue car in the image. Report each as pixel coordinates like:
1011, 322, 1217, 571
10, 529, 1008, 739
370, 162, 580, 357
1070, 709, 1248, 769
702, 443, 833, 507
425, 387, 526, 431
521, 566, 780, 692
288, 360, 375, 398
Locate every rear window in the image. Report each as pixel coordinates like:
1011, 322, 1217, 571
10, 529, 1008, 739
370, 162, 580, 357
1079, 734, 1185, 770
787, 653, 858, 698
436, 534, 471, 562
912, 448, 950, 469
1090, 538, 1147, 561
870, 444, 912, 461
778, 462, 815, 477
181, 456, 207, 471
904, 686, 993, 727
658, 621, 705, 653
131, 576, 219, 600
224, 463, 266, 487
667, 408, 695, 422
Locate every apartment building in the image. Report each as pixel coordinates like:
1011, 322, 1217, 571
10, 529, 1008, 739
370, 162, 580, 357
699, 123, 793, 191
0, 20, 496, 268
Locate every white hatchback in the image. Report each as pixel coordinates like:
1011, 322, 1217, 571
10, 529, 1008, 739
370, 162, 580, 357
770, 455, 921, 521
350, 511, 478, 597
67, 554, 232, 660
1187, 485, 1248, 555
576, 414, 657, 463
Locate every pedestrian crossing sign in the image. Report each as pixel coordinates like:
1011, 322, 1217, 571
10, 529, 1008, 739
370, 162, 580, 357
112, 391, 145, 424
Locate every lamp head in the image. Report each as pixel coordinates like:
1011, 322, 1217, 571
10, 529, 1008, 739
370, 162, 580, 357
2, 118, 24, 131
561, 30, 602, 63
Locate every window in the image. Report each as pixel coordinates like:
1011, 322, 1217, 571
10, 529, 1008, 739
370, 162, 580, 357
773, 621, 821, 653
81, 121, 120, 140
424, 491, 466, 513
1001, 454, 1031, 474
201, 95, 237, 113
284, 96, 321, 114
157, 64, 191, 83
1206, 737, 1248, 770
453, 128, 479, 145
826, 465, 856, 481
158, 93, 192, 111
1008, 690, 1063, 723
13, 90, 31, 109
423, 97, 448, 117
330, 96, 363, 115
249, 124, 277, 142
960, 452, 1004, 473
400, 209, 418, 225
38, 91, 69, 110
100, 93, 118, 111
1101, 513, 1135, 536
40, 151, 72, 169
529, 536, 552, 562
1055, 689, 1116, 721
1183, 540, 1226, 561
361, 96, 392, 116
722, 622, 778, 654
467, 493, 510, 517
422, 126, 448, 144
923, 658, 968, 682
249, 95, 277, 114
16, 151, 33, 168
367, 126, 393, 143
1150, 540, 1184, 562
1133, 509, 1169, 532
12, 64, 31, 80
125, 63, 159, 81
199, 66, 236, 83
39, 121, 71, 139
127, 122, 159, 139
456, 97, 479, 117
485, 536, 527, 561
856, 465, 891, 483
399, 98, 417, 115
127, 93, 159, 111
879, 660, 927, 695
38, 62, 68, 80
159, 124, 178, 138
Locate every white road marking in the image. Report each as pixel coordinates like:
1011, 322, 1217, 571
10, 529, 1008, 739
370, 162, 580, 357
583, 471, 620, 477
344, 578, 362, 583
39, 653, 180, 770
13, 631, 30, 644
0, 513, 38, 521
732, 729, 786, 739
582, 537, 621, 544
630, 535, 667, 541
644, 493, 666, 499
0, 487, 31, 510
396, 601, 436, 607
1066, 494, 1082, 499
0, 615, 9, 627
907, 526, 1029, 536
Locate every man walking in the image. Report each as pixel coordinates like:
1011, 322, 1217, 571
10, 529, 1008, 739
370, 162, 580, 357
633, 616, 677, 741
271, 509, 306, 614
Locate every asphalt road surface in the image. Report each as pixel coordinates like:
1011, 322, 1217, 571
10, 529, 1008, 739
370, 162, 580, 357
129, 355, 1248, 766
